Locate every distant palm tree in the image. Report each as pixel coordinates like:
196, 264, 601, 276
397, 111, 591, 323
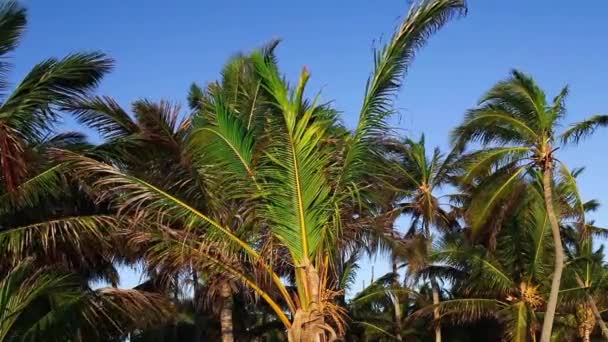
426, 180, 554, 341
389, 135, 459, 342
557, 166, 608, 341
60, 0, 467, 339
451, 70, 603, 341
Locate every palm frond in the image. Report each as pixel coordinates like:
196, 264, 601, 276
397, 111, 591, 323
338, 0, 466, 190
253, 54, 332, 263
69, 95, 138, 140
1, 52, 113, 141
0, 1, 26, 92
561, 114, 608, 144
0, 215, 116, 264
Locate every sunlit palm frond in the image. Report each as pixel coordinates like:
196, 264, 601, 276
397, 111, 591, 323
188, 94, 256, 185
0, 215, 116, 265
253, 53, 332, 264
465, 165, 527, 236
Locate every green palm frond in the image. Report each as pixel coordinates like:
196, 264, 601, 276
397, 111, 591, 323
0, 262, 75, 341
466, 165, 527, 236
561, 114, 608, 144
1, 52, 113, 141
556, 164, 586, 224
253, 53, 332, 263
436, 245, 516, 295
502, 302, 531, 342
0, 164, 67, 214
0, 1, 25, 91
338, 0, 466, 191
338, 252, 360, 292
188, 94, 256, 183
458, 146, 529, 184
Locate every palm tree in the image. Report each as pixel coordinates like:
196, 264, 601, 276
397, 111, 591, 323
0, 1, 133, 287
423, 180, 554, 341
59, 0, 466, 340
71, 45, 283, 342
389, 135, 459, 341
451, 70, 603, 342
557, 166, 608, 341
0, 1, 111, 191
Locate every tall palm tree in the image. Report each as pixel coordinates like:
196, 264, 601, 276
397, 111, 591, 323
451, 70, 601, 342
71, 44, 283, 342
0, 1, 112, 191
60, 0, 466, 339
388, 135, 459, 342
423, 180, 554, 341
0, 0, 130, 286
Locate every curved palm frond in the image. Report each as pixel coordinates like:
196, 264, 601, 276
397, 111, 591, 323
337, 0, 466, 192
562, 114, 608, 144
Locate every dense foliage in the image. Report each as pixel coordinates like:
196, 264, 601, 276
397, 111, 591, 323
1, 0, 607, 341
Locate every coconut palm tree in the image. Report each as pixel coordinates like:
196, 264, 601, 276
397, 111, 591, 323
70, 44, 283, 342
422, 179, 554, 341
451, 70, 604, 342
557, 166, 608, 341
0, 0, 133, 286
59, 0, 466, 340
388, 135, 459, 341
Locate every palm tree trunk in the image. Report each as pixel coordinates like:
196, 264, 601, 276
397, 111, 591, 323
425, 221, 441, 342
430, 278, 442, 342
576, 274, 608, 340
587, 296, 608, 340
288, 262, 328, 342
539, 166, 564, 342
220, 282, 234, 342
392, 260, 404, 341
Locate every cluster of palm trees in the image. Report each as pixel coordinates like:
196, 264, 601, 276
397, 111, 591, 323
1, 0, 607, 341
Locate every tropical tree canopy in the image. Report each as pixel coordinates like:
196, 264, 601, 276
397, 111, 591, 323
1, 0, 608, 341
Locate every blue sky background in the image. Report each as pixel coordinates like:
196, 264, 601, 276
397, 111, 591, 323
15, 0, 608, 293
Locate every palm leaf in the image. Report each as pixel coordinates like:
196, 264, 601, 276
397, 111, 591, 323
1, 52, 113, 141
253, 54, 332, 263
561, 114, 608, 143
338, 0, 466, 190
0, 1, 26, 92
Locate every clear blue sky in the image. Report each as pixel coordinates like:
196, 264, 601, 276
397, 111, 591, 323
16, 0, 608, 291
